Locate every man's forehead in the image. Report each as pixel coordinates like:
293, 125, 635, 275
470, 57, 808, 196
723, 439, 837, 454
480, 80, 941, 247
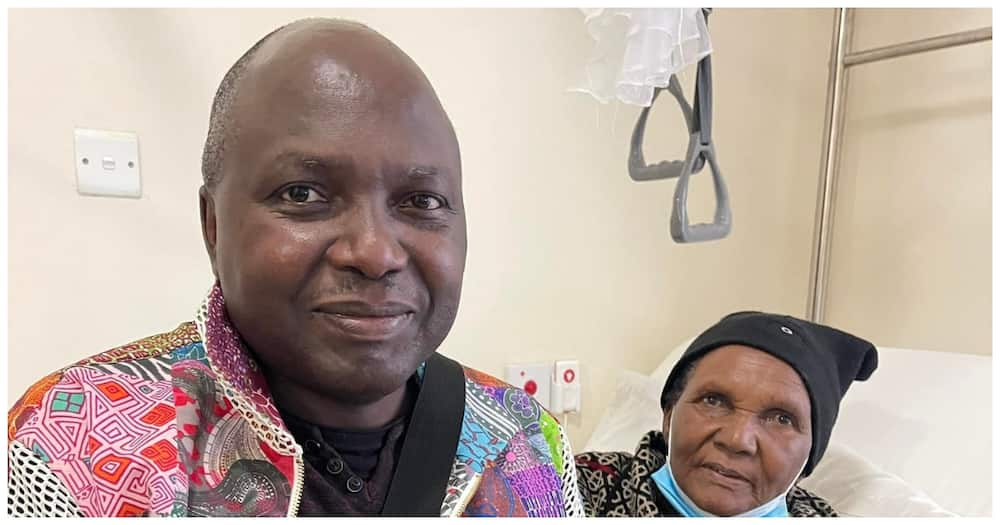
218, 19, 459, 183
269, 150, 449, 177
235, 22, 440, 124
247, 20, 418, 90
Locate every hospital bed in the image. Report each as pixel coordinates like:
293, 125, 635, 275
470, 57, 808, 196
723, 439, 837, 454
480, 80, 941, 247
582, 337, 992, 517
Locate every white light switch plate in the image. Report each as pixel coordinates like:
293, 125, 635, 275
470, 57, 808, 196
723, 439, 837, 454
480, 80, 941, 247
74, 128, 141, 198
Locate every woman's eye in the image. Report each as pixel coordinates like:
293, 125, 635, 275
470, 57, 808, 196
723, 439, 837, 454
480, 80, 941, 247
771, 413, 795, 427
702, 394, 723, 407
281, 186, 324, 204
401, 194, 445, 210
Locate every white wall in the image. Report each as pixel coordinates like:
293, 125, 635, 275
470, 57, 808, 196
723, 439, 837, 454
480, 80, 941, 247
8, 8, 836, 448
825, 8, 992, 356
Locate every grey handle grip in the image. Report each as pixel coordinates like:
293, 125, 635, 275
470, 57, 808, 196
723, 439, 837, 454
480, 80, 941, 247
628, 76, 706, 182
670, 136, 731, 243
627, 77, 732, 243
626, 18, 731, 244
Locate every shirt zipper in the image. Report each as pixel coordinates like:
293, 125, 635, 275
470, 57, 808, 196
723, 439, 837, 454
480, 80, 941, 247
449, 474, 482, 517
287, 445, 305, 517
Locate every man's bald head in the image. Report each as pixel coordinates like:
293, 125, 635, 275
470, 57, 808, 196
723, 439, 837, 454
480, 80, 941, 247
200, 18, 455, 188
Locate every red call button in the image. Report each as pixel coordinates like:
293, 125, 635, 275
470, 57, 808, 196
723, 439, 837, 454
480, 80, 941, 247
563, 369, 575, 383
524, 380, 538, 395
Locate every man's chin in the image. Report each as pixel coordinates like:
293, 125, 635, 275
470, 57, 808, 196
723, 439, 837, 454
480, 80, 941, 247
308, 354, 424, 400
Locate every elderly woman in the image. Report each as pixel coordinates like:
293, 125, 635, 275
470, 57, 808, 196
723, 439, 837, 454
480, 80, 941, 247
576, 311, 878, 517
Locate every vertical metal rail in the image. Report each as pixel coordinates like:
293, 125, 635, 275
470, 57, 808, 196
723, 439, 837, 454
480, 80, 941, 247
806, 8, 851, 322
805, 11, 991, 323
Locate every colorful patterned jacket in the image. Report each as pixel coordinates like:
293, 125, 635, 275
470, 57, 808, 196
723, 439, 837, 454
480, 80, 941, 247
8, 286, 584, 517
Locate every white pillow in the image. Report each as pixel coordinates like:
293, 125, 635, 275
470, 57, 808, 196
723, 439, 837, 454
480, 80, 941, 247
649, 336, 696, 386
584, 336, 692, 454
827, 347, 992, 517
583, 369, 662, 453
798, 441, 955, 517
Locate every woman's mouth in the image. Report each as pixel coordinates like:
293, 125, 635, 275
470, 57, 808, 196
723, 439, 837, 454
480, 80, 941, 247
699, 461, 751, 488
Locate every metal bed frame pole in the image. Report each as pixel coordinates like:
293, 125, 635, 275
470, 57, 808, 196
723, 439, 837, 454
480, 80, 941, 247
807, 8, 851, 323
806, 9, 992, 323
845, 26, 992, 66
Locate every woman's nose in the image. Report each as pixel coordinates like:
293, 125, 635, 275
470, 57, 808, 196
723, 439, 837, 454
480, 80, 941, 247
713, 412, 759, 456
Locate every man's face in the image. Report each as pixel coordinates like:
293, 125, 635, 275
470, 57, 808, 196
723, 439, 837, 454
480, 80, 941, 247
201, 28, 466, 404
662, 345, 812, 516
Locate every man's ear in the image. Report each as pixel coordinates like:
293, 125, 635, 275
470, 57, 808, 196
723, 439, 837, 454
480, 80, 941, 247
662, 408, 672, 439
199, 185, 219, 278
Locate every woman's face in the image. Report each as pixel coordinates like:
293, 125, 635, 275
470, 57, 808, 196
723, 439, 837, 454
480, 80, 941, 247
662, 345, 812, 516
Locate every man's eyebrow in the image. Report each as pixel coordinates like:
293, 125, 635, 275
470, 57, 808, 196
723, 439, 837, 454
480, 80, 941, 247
269, 151, 353, 170
407, 165, 439, 177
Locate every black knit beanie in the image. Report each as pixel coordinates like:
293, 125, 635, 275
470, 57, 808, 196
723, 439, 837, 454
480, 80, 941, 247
659, 311, 878, 477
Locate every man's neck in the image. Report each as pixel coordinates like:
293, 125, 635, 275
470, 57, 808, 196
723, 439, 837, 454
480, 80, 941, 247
265, 375, 416, 430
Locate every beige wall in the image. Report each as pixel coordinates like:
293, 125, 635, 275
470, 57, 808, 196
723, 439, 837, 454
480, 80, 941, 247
825, 8, 992, 355
9, 7, 847, 448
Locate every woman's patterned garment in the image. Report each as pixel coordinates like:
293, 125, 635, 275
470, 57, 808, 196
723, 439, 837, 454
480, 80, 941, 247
575, 430, 837, 517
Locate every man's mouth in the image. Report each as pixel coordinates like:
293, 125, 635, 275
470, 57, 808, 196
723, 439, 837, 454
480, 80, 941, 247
312, 301, 416, 340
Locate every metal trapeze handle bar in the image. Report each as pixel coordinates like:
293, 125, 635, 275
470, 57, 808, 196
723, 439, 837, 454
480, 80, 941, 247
673, 52, 731, 243
627, 75, 703, 181
626, 7, 731, 244
626, 62, 731, 243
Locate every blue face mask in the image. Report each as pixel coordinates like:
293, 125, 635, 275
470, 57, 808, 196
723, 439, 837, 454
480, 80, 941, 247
651, 413, 806, 517
650, 459, 789, 517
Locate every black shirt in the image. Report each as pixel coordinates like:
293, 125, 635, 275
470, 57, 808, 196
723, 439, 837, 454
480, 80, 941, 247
277, 383, 416, 516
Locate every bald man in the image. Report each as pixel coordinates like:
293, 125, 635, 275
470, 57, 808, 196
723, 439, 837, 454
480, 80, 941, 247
8, 19, 584, 517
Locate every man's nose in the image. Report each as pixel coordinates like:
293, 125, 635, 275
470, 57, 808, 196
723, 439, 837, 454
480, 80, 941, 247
325, 205, 408, 280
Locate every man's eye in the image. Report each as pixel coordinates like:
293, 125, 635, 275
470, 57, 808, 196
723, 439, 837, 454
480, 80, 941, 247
401, 194, 445, 211
281, 186, 325, 204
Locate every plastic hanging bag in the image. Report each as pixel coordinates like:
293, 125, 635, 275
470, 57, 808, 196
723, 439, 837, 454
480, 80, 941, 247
570, 8, 712, 107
